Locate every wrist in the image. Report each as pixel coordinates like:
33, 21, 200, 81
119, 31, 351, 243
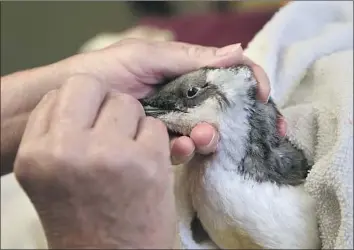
0, 56, 77, 168
1, 56, 74, 119
32, 55, 77, 90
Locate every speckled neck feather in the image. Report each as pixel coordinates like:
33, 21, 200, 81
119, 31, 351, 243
219, 86, 310, 186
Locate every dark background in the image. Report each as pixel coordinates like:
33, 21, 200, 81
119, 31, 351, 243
1, 1, 285, 76
1, 1, 226, 76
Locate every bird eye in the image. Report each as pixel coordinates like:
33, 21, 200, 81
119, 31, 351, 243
187, 87, 200, 98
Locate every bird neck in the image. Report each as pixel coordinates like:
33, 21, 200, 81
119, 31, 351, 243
216, 98, 309, 185
217, 97, 279, 169
217, 103, 256, 168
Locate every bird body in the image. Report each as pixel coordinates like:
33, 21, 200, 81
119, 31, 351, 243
187, 155, 319, 249
140, 66, 321, 249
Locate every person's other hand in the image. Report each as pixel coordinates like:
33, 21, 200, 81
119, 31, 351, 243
14, 75, 175, 249
69, 39, 286, 164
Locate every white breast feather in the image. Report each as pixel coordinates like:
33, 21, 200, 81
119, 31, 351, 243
187, 80, 320, 248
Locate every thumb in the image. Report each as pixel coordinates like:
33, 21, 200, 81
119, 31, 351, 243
149, 42, 244, 78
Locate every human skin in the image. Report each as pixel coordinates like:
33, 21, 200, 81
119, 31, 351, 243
14, 75, 177, 248
0, 40, 259, 173
1, 39, 286, 174
2, 39, 286, 248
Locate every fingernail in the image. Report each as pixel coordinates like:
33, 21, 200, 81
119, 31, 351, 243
216, 43, 242, 56
206, 130, 219, 148
197, 131, 220, 154
170, 138, 177, 150
277, 117, 287, 137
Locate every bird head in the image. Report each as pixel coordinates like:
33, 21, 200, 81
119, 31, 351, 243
139, 65, 259, 137
140, 66, 311, 187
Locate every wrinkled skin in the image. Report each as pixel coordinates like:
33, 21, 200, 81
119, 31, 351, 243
3, 39, 287, 249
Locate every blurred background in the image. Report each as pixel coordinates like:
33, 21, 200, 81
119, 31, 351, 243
1, 1, 287, 76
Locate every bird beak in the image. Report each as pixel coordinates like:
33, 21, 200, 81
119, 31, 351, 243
142, 105, 170, 117
139, 98, 186, 137
138, 98, 167, 117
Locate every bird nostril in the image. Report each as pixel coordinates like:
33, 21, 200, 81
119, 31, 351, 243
202, 82, 209, 88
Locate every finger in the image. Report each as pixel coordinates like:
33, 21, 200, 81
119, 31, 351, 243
146, 42, 244, 79
242, 56, 271, 103
206, 43, 245, 68
158, 42, 271, 102
21, 90, 57, 143
242, 56, 286, 136
135, 117, 170, 157
277, 116, 288, 137
251, 64, 271, 102
94, 92, 145, 138
50, 74, 108, 130
190, 123, 219, 155
170, 136, 195, 165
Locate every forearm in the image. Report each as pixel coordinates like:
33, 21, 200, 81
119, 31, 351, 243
1, 58, 74, 172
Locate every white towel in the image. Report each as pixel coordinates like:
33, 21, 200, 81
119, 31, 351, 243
248, 2, 353, 249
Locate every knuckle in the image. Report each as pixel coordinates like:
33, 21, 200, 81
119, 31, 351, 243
117, 93, 145, 115
63, 74, 105, 91
116, 38, 151, 54
48, 144, 75, 168
188, 45, 217, 58
141, 117, 169, 155
143, 115, 156, 125
135, 155, 160, 182
42, 89, 58, 101
145, 116, 167, 131
156, 119, 168, 132
136, 154, 170, 188
47, 133, 84, 167
140, 143, 169, 166
150, 147, 168, 164
50, 144, 69, 164
15, 145, 38, 178
14, 141, 50, 183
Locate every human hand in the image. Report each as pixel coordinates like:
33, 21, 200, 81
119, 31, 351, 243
14, 75, 175, 249
70, 39, 286, 164
79, 25, 175, 53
